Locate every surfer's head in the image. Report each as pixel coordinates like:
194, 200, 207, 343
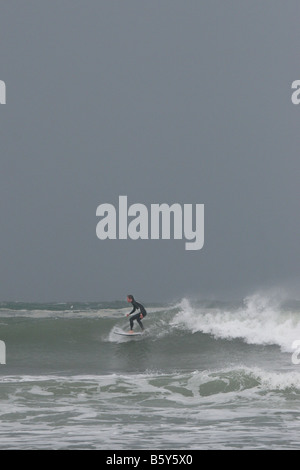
127, 295, 134, 303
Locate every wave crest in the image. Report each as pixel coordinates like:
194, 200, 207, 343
171, 295, 300, 352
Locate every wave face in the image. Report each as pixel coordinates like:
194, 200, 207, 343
1, 295, 300, 449
1, 295, 300, 374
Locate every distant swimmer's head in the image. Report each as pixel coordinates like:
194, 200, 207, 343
127, 294, 134, 303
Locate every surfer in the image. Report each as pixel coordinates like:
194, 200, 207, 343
126, 295, 147, 333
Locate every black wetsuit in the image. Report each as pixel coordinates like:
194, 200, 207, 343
128, 298, 147, 331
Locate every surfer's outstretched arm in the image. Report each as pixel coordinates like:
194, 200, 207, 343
128, 304, 137, 316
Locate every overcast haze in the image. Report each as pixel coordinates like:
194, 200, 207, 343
0, 1, 300, 302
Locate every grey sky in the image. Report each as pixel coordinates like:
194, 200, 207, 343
0, 1, 299, 302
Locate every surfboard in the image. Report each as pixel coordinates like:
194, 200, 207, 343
115, 331, 144, 337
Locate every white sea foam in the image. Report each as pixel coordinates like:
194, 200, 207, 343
1, 366, 300, 394
171, 295, 300, 352
1, 367, 300, 449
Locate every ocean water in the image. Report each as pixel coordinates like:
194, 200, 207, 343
1, 294, 300, 449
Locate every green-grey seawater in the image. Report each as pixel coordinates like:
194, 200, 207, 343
0, 296, 300, 449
